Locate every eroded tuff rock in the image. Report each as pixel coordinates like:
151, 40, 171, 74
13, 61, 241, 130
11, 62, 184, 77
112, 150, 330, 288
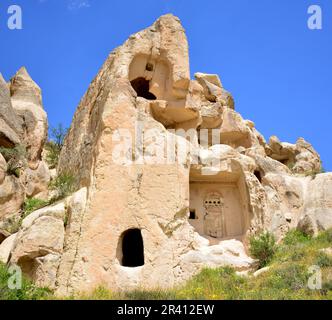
0, 68, 51, 224
297, 173, 332, 235
10, 67, 48, 167
10, 206, 66, 288
0, 73, 23, 147
0, 153, 7, 184
266, 136, 321, 174
0, 14, 331, 295
0, 175, 25, 220
54, 14, 331, 294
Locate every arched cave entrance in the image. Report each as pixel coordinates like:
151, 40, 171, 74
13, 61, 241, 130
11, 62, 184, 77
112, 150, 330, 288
130, 77, 157, 100
120, 229, 145, 267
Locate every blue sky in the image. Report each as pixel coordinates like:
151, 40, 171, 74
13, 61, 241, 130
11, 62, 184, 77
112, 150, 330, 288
0, 0, 331, 170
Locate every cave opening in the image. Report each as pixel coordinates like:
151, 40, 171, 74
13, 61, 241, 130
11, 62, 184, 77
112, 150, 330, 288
120, 229, 145, 267
130, 77, 157, 100
189, 210, 197, 220
254, 170, 262, 183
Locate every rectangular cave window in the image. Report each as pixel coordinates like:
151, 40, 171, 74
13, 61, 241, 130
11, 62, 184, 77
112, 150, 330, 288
189, 210, 197, 220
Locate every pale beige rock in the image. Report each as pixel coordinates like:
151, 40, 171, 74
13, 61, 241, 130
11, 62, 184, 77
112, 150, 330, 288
236, 270, 250, 277
21, 201, 66, 229
33, 254, 61, 289
10, 67, 48, 166
3, 200, 67, 286
220, 108, 253, 148
253, 266, 270, 277
297, 173, 332, 235
0, 153, 6, 184
56, 188, 87, 296
195, 73, 234, 108
266, 136, 322, 176
0, 68, 50, 225
293, 138, 322, 174
0, 233, 17, 264
0, 175, 24, 220
320, 248, 332, 256
0, 228, 10, 244
195, 73, 223, 89
0, 73, 23, 147
180, 238, 256, 273
247, 153, 291, 176
266, 136, 296, 165
10, 216, 65, 283
262, 173, 307, 238
21, 160, 51, 199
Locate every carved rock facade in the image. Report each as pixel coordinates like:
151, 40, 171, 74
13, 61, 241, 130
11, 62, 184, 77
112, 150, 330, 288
0, 15, 331, 295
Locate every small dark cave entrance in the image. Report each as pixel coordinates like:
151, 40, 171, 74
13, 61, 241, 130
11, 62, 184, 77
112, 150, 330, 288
254, 170, 262, 183
130, 77, 157, 100
120, 229, 145, 267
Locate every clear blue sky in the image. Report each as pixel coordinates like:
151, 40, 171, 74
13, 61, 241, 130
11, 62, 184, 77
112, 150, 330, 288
0, 0, 331, 170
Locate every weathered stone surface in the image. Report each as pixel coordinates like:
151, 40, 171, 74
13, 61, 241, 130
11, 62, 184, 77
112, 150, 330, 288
0, 153, 7, 184
253, 266, 270, 277
0, 175, 24, 220
1, 200, 66, 286
293, 138, 322, 174
21, 201, 66, 229
180, 237, 256, 272
21, 160, 51, 200
262, 173, 306, 237
10, 67, 48, 166
320, 247, 332, 256
56, 188, 87, 296
11, 216, 65, 260
0, 233, 17, 264
248, 153, 291, 176
195, 73, 234, 108
10, 215, 65, 284
220, 108, 253, 148
0, 68, 50, 225
297, 173, 332, 235
33, 253, 61, 289
0, 228, 11, 244
266, 136, 322, 176
0, 73, 23, 147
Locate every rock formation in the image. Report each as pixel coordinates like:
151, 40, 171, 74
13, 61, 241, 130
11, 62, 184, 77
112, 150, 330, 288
0, 68, 50, 226
0, 14, 331, 296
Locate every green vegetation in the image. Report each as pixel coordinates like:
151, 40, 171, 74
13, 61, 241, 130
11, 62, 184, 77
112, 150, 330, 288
22, 198, 49, 219
45, 124, 68, 169
315, 252, 332, 268
0, 263, 52, 300
249, 232, 276, 268
0, 145, 27, 177
49, 172, 75, 201
282, 229, 311, 246
4, 198, 49, 234
2, 229, 332, 300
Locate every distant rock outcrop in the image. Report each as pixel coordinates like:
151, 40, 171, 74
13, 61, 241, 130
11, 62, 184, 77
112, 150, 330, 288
0, 68, 50, 226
